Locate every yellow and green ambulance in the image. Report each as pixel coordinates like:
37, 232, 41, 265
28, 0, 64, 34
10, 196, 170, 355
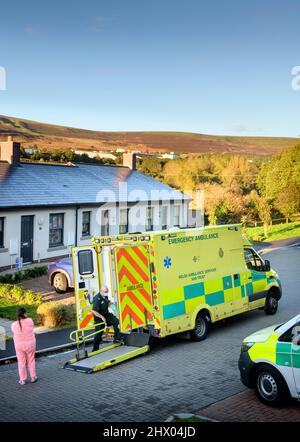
239, 314, 300, 406
71, 225, 281, 351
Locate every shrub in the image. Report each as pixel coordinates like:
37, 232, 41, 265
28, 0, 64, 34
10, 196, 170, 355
0, 283, 43, 305
0, 266, 47, 284
37, 301, 75, 328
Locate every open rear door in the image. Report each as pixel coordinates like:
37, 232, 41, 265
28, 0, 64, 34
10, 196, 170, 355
72, 246, 100, 330
114, 244, 154, 332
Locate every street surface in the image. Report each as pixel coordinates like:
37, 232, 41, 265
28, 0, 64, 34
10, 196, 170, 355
0, 246, 299, 421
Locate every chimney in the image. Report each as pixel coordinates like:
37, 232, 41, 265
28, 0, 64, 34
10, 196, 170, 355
123, 152, 136, 170
0, 136, 21, 164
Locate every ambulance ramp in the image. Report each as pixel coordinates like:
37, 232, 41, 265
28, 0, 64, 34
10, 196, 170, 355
63, 333, 150, 374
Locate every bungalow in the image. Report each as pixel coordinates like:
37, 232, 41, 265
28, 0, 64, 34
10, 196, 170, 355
0, 137, 191, 270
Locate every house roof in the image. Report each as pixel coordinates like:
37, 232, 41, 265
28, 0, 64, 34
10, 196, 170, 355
0, 162, 189, 209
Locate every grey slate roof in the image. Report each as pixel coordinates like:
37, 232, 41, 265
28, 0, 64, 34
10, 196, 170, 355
0, 162, 189, 209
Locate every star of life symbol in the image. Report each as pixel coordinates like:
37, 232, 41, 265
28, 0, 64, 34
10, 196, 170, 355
164, 256, 172, 269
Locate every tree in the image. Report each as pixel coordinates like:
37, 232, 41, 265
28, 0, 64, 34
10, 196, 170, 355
258, 144, 300, 199
275, 183, 300, 222
249, 190, 272, 238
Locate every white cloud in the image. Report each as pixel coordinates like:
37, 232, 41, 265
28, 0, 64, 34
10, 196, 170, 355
230, 124, 265, 134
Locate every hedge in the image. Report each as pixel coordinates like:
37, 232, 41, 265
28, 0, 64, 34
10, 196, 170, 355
37, 301, 75, 328
0, 266, 47, 284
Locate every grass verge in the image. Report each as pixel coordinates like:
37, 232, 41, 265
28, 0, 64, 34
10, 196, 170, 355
245, 221, 300, 242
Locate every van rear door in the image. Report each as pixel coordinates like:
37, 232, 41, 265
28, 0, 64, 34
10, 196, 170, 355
114, 244, 154, 332
72, 246, 100, 329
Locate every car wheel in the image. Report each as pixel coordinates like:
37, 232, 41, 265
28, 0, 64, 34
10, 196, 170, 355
254, 364, 289, 407
53, 273, 68, 293
265, 291, 278, 315
190, 312, 209, 341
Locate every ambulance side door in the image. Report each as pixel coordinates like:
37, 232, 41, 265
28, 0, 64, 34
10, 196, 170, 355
291, 323, 300, 397
243, 248, 267, 308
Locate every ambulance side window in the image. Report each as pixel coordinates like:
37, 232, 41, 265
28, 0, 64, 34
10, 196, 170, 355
244, 248, 264, 272
279, 322, 300, 343
78, 250, 94, 275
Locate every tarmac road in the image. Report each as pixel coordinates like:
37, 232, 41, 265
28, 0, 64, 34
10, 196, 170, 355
0, 245, 299, 422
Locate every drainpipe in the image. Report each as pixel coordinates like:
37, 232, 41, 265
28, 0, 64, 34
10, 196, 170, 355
75, 206, 79, 246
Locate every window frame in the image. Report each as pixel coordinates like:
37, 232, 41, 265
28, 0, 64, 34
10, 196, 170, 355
119, 208, 129, 234
49, 213, 64, 248
173, 205, 181, 227
82, 211, 91, 237
145, 206, 153, 232
161, 205, 168, 230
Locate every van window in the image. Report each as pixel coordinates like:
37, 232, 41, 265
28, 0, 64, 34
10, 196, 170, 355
78, 250, 94, 275
278, 322, 300, 343
244, 248, 264, 272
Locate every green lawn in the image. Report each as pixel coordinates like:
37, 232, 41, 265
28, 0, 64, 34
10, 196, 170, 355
0, 298, 39, 323
245, 221, 300, 242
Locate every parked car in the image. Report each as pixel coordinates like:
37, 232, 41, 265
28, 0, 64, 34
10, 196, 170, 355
48, 257, 74, 293
239, 314, 300, 406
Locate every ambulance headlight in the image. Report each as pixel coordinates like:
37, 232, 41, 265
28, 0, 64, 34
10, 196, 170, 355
241, 342, 254, 353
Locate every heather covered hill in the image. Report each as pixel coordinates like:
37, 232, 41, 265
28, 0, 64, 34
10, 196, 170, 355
0, 115, 297, 155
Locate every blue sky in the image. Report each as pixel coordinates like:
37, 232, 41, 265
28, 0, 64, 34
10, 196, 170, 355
0, 0, 300, 136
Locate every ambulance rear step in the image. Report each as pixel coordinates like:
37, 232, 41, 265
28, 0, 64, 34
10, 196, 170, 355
63, 332, 150, 374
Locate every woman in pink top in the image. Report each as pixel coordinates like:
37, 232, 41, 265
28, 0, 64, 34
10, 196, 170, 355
11, 307, 37, 385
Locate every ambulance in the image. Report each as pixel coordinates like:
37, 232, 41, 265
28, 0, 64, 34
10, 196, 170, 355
64, 224, 282, 373
239, 314, 300, 406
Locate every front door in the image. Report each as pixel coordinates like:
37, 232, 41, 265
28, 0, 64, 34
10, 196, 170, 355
21, 216, 34, 263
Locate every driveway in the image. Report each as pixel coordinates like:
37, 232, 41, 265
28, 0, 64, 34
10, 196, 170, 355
0, 246, 299, 422
20, 275, 74, 303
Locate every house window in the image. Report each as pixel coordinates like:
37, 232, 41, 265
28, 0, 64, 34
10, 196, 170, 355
82, 211, 91, 237
174, 205, 180, 227
49, 213, 64, 247
119, 208, 129, 234
146, 207, 153, 232
161, 206, 168, 230
0, 217, 4, 248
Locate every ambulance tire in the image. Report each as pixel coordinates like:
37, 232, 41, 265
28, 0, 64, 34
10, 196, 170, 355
254, 364, 290, 407
264, 291, 279, 315
190, 312, 209, 341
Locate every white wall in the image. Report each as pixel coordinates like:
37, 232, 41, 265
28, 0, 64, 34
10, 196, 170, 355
0, 200, 188, 269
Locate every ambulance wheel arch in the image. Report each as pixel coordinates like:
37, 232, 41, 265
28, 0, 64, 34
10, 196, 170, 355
190, 309, 212, 341
249, 363, 291, 406
265, 286, 281, 316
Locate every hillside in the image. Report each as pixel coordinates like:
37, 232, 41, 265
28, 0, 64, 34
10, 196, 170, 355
0, 115, 298, 156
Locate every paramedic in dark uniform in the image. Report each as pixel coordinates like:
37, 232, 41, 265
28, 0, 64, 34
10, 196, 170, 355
91, 286, 122, 352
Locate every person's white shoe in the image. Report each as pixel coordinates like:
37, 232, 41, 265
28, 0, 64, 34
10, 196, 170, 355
18, 380, 26, 385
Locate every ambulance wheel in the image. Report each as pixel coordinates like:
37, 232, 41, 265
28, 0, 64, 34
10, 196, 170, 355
53, 272, 68, 293
264, 291, 278, 315
254, 364, 289, 407
190, 312, 209, 341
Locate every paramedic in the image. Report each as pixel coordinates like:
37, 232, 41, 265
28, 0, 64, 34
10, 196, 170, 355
91, 286, 122, 351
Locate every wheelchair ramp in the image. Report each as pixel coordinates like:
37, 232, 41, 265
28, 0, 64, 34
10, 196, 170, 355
64, 335, 150, 373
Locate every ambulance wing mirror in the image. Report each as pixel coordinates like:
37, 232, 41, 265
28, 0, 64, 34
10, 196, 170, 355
263, 259, 271, 272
